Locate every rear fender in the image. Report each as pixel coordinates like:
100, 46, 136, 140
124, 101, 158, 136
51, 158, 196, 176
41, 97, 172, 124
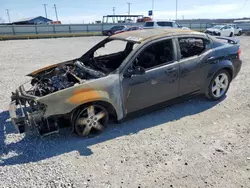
204, 60, 234, 91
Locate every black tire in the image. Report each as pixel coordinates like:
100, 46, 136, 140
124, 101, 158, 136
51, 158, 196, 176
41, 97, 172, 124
238, 31, 242, 36
107, 31, 112, 36
229, 32, 233, 37
73, 104, 109, 137
205, 69, 231, 101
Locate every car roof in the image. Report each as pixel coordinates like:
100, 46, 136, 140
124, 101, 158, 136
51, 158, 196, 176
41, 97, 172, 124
110, 28, 205, 43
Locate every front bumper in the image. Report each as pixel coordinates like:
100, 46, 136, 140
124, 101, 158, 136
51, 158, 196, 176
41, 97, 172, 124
9, 87, 44, 134
205, 30, 220, 36
9, 101, 27, 133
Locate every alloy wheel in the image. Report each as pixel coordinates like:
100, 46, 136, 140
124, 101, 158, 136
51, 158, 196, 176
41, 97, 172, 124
75, 105, 108, 136
211, 73, 229, 98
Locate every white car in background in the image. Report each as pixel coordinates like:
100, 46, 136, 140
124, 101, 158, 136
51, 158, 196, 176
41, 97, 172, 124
205, 25, 234, 37
227, 24, 242, 35
144, 21, 190, 30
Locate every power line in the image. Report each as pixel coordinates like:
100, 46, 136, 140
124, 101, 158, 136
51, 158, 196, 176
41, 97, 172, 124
5, 9, 11, 23
191, 0, 222, 7
43, 4, 48, 18
53, 4, 59, 21
154, 0, 222, 12
237, 0, 248, 12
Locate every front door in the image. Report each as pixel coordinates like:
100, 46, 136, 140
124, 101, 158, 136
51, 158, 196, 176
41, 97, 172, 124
122, 38, 180, 114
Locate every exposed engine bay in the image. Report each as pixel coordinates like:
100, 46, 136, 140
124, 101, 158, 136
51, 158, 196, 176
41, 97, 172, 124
28, 58, 118, 97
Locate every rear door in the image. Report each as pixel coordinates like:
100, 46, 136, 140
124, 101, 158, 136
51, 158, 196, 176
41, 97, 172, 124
176, 36, 212, 96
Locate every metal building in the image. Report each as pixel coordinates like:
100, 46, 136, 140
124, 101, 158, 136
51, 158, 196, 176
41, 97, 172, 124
12, 16, 52, 25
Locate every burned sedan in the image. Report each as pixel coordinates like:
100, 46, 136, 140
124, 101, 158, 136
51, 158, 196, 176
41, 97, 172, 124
9, 29, 242, 137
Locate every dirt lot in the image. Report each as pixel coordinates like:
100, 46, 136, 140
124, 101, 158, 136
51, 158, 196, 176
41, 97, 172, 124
0, 36, 250, 188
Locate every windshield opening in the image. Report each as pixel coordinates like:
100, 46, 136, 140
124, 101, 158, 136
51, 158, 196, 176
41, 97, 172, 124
79, 39, 138, 74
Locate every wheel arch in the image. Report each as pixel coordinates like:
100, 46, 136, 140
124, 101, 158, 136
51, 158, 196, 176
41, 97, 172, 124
208, 60, 234, 80
70, 100, 118, 128
204, 60, 234, 92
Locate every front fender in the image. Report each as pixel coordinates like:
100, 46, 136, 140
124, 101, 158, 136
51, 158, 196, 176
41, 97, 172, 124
37, 75, 124, 120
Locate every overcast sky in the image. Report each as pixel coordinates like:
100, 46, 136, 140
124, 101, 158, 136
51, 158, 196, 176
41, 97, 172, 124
0, 0, 249, 23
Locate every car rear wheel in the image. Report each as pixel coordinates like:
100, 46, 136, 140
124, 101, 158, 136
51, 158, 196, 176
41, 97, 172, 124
238, 31, 242, 36
108, 31, 112, 36
74, 104, 109, 137
229, 32, 233, 37
206, 70, 231, 100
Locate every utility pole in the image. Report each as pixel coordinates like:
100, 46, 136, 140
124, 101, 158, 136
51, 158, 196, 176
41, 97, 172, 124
43, 4, 48, 18
6, 9, 11, 23
127, 2, 132, 15
113, 7, 116, 15
175, 0, 178, 20
53, 4, 59, 21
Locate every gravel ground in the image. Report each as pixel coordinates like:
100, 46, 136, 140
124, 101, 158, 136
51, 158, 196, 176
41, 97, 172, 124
0, 36, 250, 188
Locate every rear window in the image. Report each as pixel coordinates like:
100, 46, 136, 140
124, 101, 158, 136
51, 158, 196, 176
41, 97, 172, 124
178, 38, 209, 58
144, 22, 154, 27
157, 22, 172, 27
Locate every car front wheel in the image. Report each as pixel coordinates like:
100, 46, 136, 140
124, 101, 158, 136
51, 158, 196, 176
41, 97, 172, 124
206, 70, 231, 100
74, 104, 109, 137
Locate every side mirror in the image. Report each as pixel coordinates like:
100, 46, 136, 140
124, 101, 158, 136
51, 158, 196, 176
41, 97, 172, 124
134, 66, 146, 75
124, 66, 145, 77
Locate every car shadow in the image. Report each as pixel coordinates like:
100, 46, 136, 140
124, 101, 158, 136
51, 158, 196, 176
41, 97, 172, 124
0, 96, 225, 166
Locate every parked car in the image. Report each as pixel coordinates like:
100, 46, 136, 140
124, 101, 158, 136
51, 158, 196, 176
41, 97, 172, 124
227, 24, 242, 35
137, 16, 152, 23
205, 25, 234, 37
102, 25, 127, 36
144, 21, 190, 30
9, 29, 242, 137
114, 26, 142, 34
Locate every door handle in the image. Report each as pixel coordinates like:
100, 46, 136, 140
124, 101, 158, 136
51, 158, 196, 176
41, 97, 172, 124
207, 56, 215, 62
165, 67, 177, 74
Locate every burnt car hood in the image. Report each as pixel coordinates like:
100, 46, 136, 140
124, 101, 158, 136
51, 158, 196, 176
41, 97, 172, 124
26, 59, 75, 77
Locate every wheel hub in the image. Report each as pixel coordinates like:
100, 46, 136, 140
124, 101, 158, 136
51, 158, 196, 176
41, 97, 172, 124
75, 105, 106, 136
212, 73, 229, 98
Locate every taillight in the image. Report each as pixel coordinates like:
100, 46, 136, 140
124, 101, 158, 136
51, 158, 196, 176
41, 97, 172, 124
238, 48, 241, 59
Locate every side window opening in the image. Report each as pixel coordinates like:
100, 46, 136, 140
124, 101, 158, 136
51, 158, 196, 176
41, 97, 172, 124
144, 22, 154, 27
157, 22, 165, 27
134, 39, 174, 70
173, 23, 179, 28
92, 39, 136, 71
178, 38, 209, 59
